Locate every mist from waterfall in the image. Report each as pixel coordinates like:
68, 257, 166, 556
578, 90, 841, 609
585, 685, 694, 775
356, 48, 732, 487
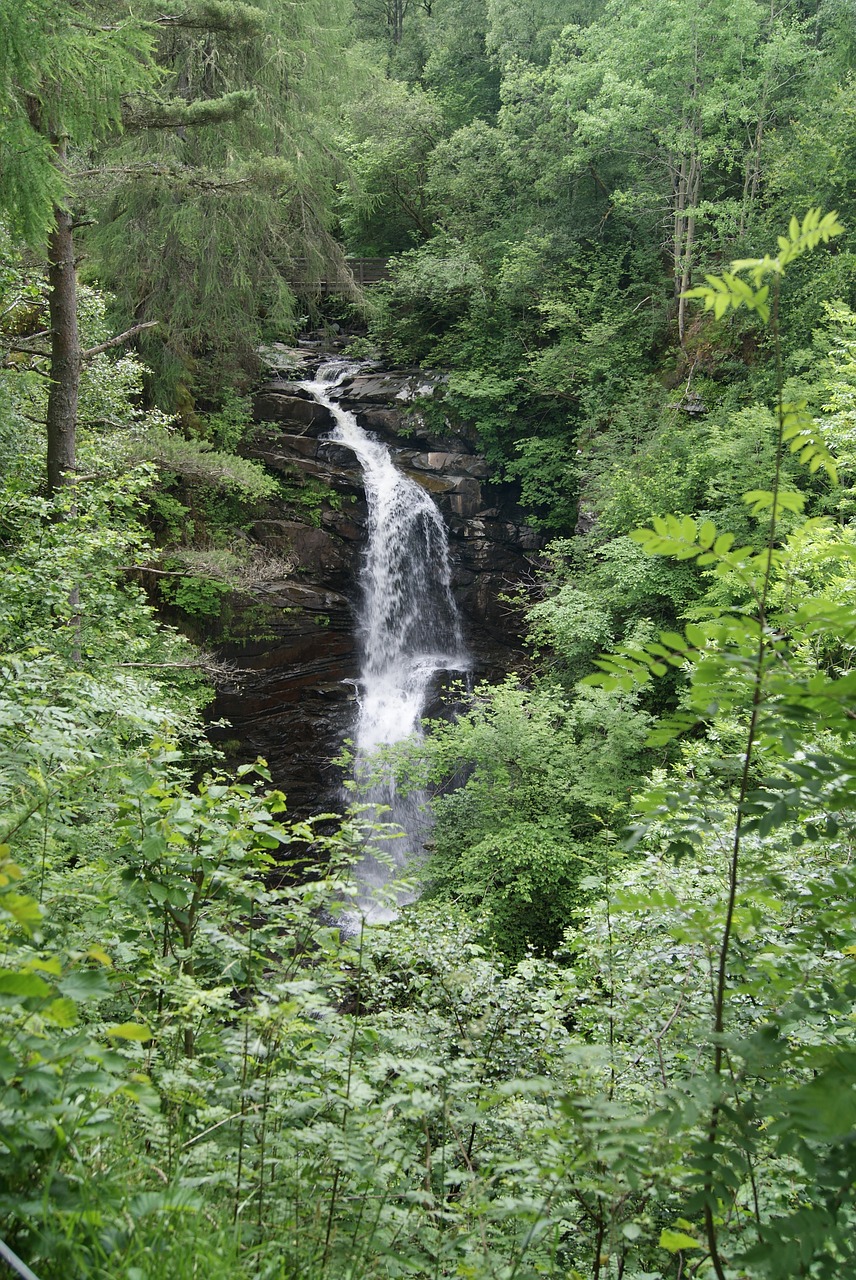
300, 362, 469, 918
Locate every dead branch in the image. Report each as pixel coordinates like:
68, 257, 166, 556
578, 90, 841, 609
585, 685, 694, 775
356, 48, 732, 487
82, 320, 159, 360
2, 342, 51, 358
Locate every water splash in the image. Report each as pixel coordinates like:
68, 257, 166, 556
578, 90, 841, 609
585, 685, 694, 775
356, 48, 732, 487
301, 361, 469, 917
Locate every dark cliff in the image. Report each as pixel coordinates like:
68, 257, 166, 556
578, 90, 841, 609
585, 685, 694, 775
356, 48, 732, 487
210, 347, 543, 813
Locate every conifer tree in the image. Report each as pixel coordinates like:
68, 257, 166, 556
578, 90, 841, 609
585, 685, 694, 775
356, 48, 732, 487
0, 0, 156, 490
90, 0, 356, 404
0, 0, 275, 489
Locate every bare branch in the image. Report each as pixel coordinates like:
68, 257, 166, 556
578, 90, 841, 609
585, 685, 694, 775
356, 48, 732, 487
118, 660, 210, 669
118, 655, 250, 682
81, 321, 159, 359
120, 565, 194, 576
2, 343, 51, 359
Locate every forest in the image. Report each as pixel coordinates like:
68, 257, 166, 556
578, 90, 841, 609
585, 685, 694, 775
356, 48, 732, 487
2, 1, 856, 1277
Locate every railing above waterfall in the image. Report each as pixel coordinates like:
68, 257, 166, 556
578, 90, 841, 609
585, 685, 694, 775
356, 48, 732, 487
290, 258, 391, 293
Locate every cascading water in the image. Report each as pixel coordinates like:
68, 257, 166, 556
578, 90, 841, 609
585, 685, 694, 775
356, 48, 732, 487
301, 361, 469, 917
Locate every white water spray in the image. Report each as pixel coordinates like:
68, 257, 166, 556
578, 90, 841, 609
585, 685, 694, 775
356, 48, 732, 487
300, 361, 469, 915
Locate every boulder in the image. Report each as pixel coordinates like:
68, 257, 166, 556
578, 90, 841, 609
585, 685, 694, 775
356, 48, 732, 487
253, 390, 334, 434
257, 344, 318, 376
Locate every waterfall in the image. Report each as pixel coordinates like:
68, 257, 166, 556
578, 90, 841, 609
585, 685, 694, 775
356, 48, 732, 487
300, 361, 469, 917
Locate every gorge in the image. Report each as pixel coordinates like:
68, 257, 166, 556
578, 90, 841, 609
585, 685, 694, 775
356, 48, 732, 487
210, 344, 544, 819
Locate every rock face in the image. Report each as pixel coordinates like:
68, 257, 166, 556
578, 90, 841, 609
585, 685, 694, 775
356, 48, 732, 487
211, 349, 543, 814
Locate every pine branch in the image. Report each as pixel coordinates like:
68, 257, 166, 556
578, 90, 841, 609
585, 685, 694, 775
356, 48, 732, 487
153, 1, 266, 36
2, 342, 51, 358
77, 160, 259, 193
75, 162, 179, 178
123, 90, 256, 131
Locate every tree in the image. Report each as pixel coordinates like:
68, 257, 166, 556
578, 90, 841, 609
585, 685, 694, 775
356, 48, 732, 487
353, 0, 434, 49
0, 0, 158, 491
374, 677, 650, 959
420, 0, 501, 128
0, 0, 266, 491
89, 0, 355, 403
485, 0, 592, 68
515, 0, 819, 342
340, 80, 446, 253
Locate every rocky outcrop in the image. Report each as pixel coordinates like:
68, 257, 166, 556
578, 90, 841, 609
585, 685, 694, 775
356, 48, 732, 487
211, 349, 543, 813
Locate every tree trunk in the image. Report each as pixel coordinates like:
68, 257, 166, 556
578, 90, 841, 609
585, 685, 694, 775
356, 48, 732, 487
673, 148, 688, 307
677, 150, 700, 346
674, 47, 702, 349
739, 116, 764, 238
391, 0, 405, 44
45, 143, 80, 495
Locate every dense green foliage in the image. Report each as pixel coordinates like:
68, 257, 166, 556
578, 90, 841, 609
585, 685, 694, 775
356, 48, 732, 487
0, 0, 358, 407
357, 0, 856, 550
394, 678, 651, 960
5, 2, 856, 1279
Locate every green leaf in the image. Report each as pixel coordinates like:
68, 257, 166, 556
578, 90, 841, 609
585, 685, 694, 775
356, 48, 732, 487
645, 711, 700, 746
684, 623, 708, 647
743, 489, 774, 511
743, 488, 806, 517
698, 521, 716, 549
775, 491, 807, 514
107, 1022, 152, 1042
1, 892, 42, 932
59, 968, 113, 1001
44, 997, 78, 1027
660, 1229, 701, 1253
0, 969, 52, 998
24, 955, 62, 976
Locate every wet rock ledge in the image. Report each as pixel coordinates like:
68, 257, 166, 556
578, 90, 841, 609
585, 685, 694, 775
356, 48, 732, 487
211, 347, 543, 814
